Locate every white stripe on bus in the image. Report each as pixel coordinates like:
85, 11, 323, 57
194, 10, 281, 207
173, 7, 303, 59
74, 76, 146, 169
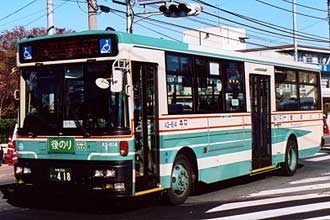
160, 150, 251, 176
17, 151, 38, 159
160, 139, 251, 152
17, 137, 134, 142
87, 152, 135, 160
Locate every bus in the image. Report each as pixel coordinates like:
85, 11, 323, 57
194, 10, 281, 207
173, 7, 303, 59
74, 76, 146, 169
14, 31, 323, 205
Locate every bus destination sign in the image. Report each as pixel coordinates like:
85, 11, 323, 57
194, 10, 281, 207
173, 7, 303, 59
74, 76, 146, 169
19, 34, 118, 63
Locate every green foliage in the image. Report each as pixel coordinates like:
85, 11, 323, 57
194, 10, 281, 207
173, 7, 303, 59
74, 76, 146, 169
0, 118, 16, 143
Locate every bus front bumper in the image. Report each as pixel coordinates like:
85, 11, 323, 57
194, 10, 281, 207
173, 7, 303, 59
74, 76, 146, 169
14, 159, 133, 197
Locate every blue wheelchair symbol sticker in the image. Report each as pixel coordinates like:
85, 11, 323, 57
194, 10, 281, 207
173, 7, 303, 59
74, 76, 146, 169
99, 38, 112, 54
23, 46, 32, 60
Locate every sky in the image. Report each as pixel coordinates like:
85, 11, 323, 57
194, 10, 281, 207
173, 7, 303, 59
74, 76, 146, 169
0, 0, 329, 49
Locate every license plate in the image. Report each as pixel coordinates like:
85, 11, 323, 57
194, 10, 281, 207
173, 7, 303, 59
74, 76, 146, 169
49, 168, 72, 182
48, 137, 75, 154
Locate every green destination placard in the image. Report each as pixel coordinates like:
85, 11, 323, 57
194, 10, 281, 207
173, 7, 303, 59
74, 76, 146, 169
48, 137, 75, 154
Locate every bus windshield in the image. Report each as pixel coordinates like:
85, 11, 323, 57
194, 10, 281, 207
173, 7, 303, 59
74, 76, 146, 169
20, 62, 130, 136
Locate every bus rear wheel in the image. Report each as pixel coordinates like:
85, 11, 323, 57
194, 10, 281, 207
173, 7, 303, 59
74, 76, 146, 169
166, 155, 193, 205
281, 139, 298, 176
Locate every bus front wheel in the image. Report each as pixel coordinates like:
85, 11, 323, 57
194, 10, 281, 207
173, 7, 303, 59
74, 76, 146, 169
166, 155, 193, 205
281, 139, 298, 176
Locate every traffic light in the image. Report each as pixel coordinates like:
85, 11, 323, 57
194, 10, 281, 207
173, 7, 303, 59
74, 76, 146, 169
159, 3, 203, 17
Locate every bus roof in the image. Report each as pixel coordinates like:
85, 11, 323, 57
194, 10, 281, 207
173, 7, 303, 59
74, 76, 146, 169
17, 30, 319, 72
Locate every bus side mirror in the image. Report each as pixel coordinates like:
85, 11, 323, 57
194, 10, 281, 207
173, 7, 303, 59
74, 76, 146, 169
111, 69, 123, 93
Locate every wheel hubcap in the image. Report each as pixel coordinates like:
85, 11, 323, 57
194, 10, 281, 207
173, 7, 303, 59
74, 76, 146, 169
172, 164, 189, 194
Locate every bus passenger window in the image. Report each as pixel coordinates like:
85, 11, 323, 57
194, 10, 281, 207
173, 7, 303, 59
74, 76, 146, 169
298, 72, 320, 110
196, 59, 223, 113
166, 54, 193, 114
224, 61, 245, 112
275, 69, 320, 111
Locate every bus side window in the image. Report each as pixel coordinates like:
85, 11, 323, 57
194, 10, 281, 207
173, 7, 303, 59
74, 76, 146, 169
224, 61, 246, 112
166, 54, 193, 114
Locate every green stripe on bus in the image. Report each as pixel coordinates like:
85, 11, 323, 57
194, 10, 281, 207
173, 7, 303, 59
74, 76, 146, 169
160, 160, 251, 188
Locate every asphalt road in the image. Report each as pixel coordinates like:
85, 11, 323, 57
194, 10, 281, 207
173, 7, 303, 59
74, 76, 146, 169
0, 150, 329, 220
0, 165, 15, 185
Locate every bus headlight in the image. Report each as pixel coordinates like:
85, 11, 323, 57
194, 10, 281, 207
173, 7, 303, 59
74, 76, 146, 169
93, 170, 104, 177
15, 166, 23, 175
93, 169, 116, 178
16, 166, 32, 175
105, 169, 116, 178
23, 167, 32, 174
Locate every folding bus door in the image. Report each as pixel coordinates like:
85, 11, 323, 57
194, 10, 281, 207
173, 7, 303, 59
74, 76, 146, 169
132, 62, 160, 192
250, 74, 272, 171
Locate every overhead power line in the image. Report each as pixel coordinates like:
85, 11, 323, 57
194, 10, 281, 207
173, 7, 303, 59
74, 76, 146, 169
278, 0, 327, 13
193, 0, 330, 42
0, 8, 45, 27
76, 0, 88, 13
23, 1, 69, 27
100, 2, 330, 47
112, 11, 181, 42
107, 7, 280, 48
194, 16, 289, 44
0, 0, 39, 22
187, 17, 290, 46
204, 10, 330, 44
256, 0, 328, 21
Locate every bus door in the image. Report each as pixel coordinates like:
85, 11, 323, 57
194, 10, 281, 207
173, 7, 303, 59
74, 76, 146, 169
250, 74, 272, 171
132, 62, 160, 192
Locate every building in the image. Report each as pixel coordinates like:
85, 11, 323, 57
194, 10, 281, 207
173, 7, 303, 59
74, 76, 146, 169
183, 26, 247, 51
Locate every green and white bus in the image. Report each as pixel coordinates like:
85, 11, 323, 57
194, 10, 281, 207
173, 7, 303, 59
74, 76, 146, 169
15, 31, 323, 205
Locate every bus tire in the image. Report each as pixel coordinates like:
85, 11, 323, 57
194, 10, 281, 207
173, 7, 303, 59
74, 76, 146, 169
166, 154, 193, 205
281, 139, 298, 176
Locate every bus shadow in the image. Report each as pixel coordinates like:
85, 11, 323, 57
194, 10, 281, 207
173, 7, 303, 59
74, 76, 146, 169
1, 185, 160, 214
193, 174, 267, 196
0, 165, 305, 215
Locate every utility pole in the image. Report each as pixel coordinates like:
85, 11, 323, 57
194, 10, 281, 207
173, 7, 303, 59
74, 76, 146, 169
47, 0, 55, 35
88, 0, 97, 30
292, 0, 298, 61
126, 0, 133, 33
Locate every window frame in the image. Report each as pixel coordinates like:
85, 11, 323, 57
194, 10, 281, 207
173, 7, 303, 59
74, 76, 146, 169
275, 67, 321, 111
165, 52, 247, 115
